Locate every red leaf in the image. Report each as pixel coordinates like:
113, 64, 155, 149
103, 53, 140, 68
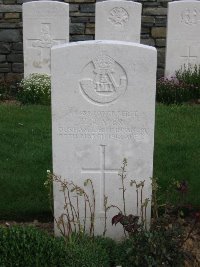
112, 213, 124, 225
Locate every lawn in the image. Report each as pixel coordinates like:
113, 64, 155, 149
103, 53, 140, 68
0, 104, 52, 221
0, 103, 199, 221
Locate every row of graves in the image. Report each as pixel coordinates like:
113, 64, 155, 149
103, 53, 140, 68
23, 0, 200, 239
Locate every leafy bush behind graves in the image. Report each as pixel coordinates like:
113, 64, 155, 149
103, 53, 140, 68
18, 73, 51, 105
0, 226, 110, 267
157, 65, 200, 104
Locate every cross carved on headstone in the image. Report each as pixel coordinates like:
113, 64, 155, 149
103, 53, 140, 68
181, 46, 198, 68
27, 23, 66, 68
81, 145, 119, 212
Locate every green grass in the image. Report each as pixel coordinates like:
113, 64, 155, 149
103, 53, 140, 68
0, 103, 199, 221
0, 104, 52, 221
154, 104, 200, 206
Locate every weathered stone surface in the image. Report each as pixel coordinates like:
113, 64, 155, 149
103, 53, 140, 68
142, 16, 155, 27
96, 0, 142, 42
69, 4, 79, 12
0, 55, 6, 63
71, 17, 90, 23
70, 23, 85, 34
0, 63, 11, 72
141, 27, 150, 34
155, 16, 167, 27
3, 0, 16, 4
142, 34, 150, 39
7, 53, 23, 63
1, 5, 22, 12
0, 29, 21, 42
157, 47, 165, 67
12, 63, 23, 72
143, 7, 167, 16
165, 1, 200, 77
143, 2, 159, 8
4, 12, 20, 19
157, 67, 164, 78
51, 40, 157, 239
0, 22, 22, 29
12, 42, 23, 51
23, 1, 69, 76
157, 0, 171, 3
70, 12, 94, 17
85, 26, 94, 35
0, 43, 11, 54
70, 34, 93, 41
80, 4, 95, 13
151, 27, 166, 38
5, 72, 22, 83
156, 38, 166, 47
141, 38, 155, 46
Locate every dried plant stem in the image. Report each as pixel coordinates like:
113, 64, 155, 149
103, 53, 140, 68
89, 179, 96, 236
103, 195, 108, 236
136, 189, 139, 215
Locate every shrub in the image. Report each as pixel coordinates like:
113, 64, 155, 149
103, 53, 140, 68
156, 77, 190, 105
176, 65, 200, 100
18, 73, 51, 105
0, 226, 110, 267
157, 65, 200, 104
115, 222, 185, 267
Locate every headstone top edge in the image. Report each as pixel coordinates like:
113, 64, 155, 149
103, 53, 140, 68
23, 1, 69, 7
169, 0, 200, 6
96, 0, 141, 6
51, 40, 157, 52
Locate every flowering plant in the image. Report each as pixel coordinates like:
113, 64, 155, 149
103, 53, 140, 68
18, 73, 51, 105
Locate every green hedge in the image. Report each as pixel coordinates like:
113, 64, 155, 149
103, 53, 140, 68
0, 226, 110, 267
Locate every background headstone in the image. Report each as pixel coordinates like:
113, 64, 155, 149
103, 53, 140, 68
51, 40, 157, 239
95, 1, 142, 42
165, 0, 200, 77
23, 1, 69, 77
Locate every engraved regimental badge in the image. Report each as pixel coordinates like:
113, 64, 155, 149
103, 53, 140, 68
80, 55, 127, 104
181, 8, 199, 26
108, 7, 129, 27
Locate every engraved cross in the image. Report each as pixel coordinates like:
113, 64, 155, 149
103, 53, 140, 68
81, 145, 119, 212
27, 23, 66, 67
181, 46, 198, 68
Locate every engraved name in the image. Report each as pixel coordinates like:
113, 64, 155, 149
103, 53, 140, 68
57, 109, 149, 141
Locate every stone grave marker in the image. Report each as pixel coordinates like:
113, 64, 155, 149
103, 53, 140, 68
165, 0, 200, 77
95, 0, 142, 42
51, 40, 157, 239
23, 1, 69, 77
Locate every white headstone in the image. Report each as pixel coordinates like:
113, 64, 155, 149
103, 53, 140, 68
23, 1, 69, 77
51, 40, 157, 239
165, 0, 200, 77
95, 0, 142, 42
